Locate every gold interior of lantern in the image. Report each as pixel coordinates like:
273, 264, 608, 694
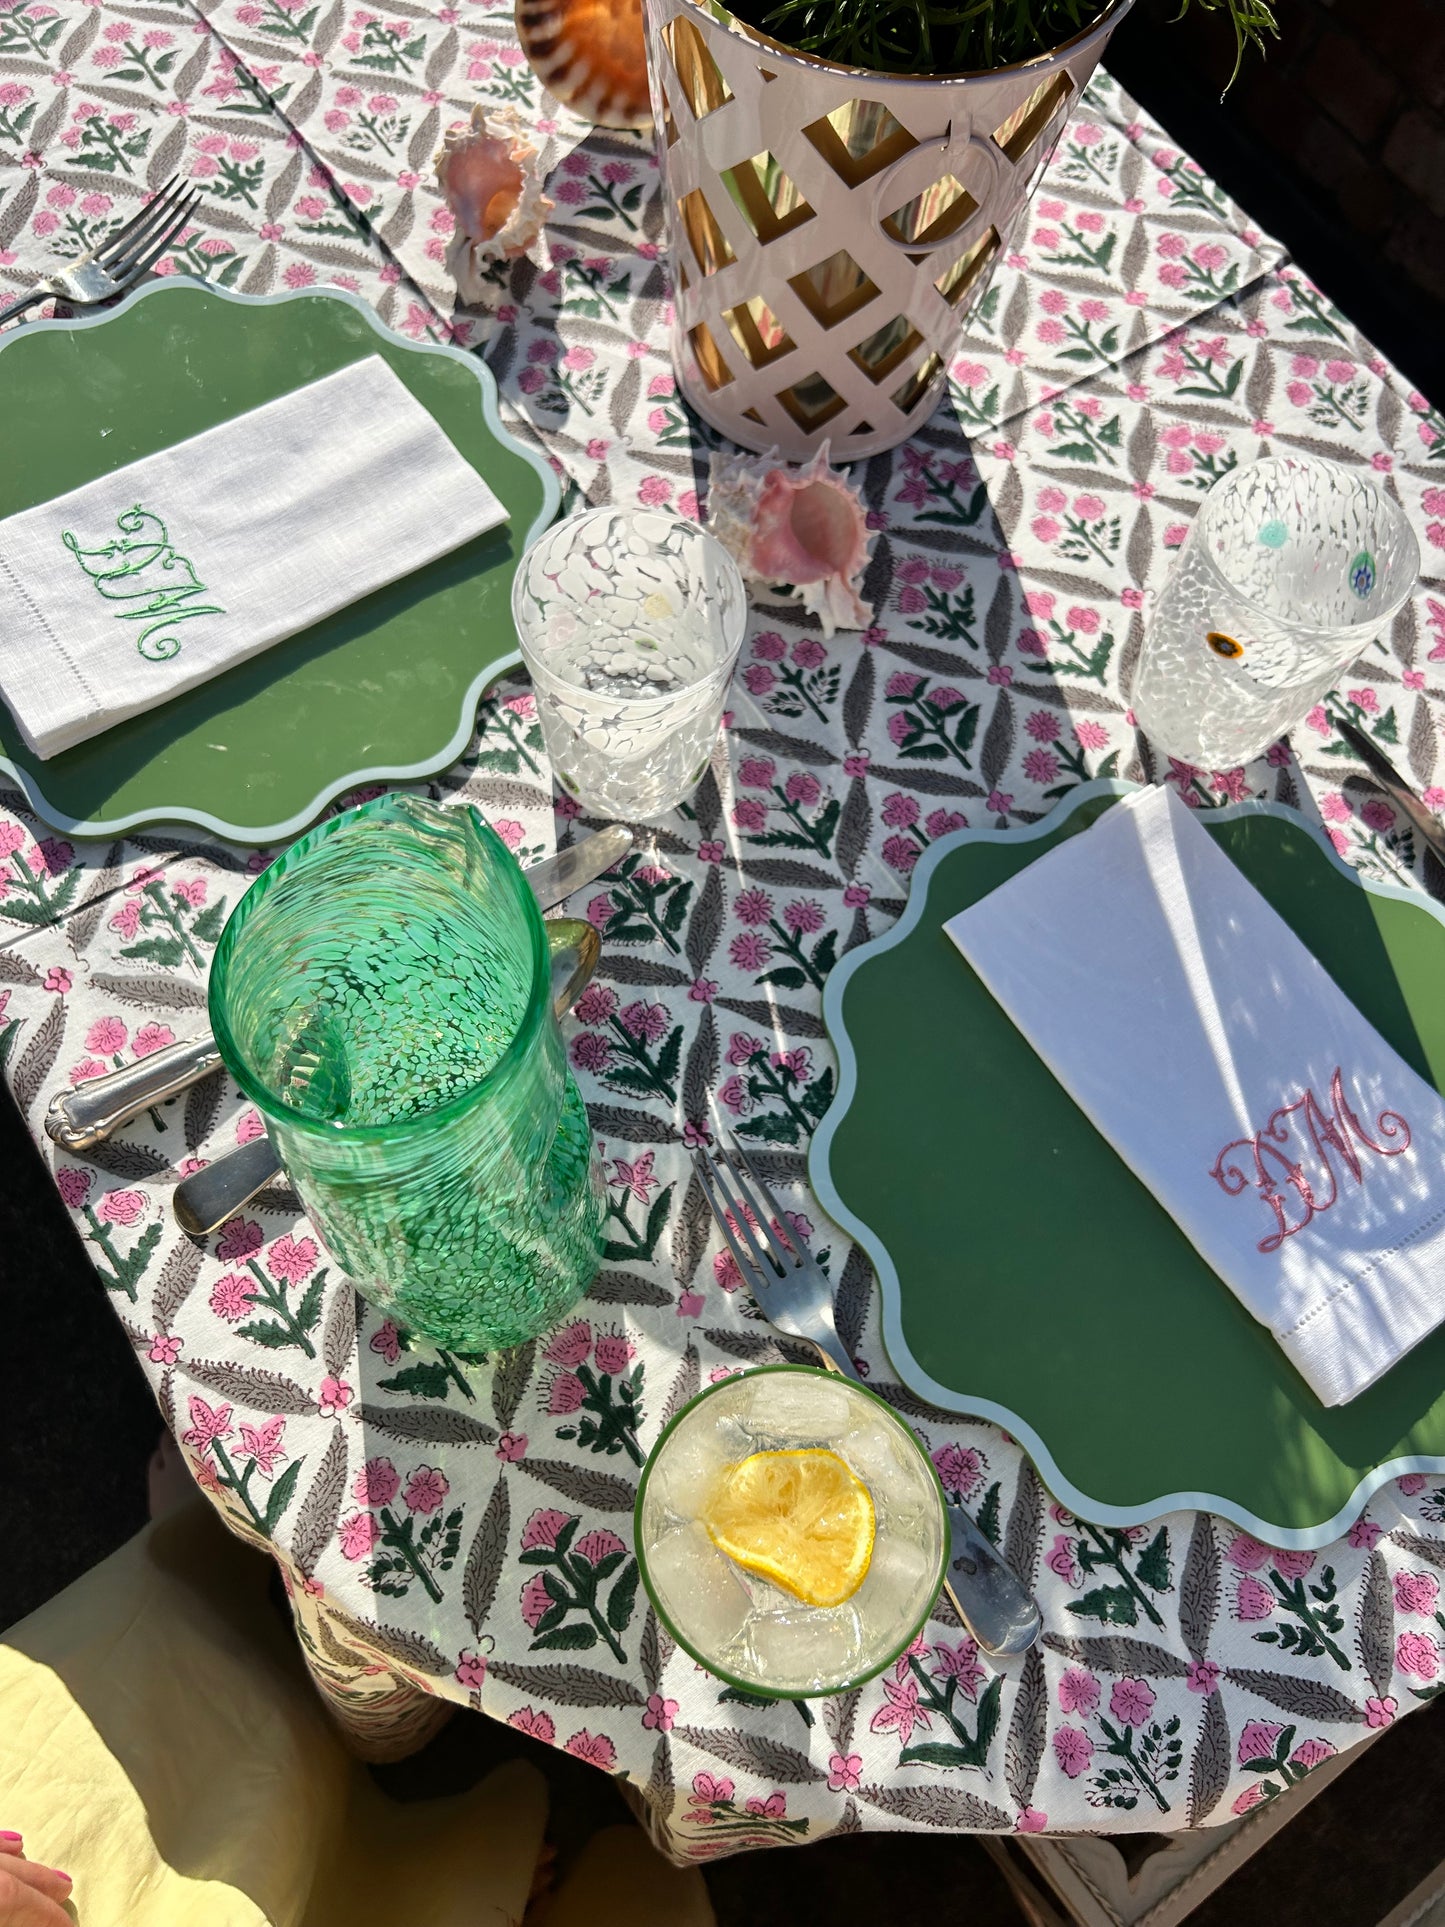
721, 150, 815, 245
664, 13, 733, 118
787, 248, 881, 328
992, 71, 1072, 163
891, 350, 944, 415
881, 172, 979, 250
848, 314, 925, 383
678, 187, 736, 276
776, 370, 847, 430
934, 225, 1001, 306
802, 99, 918, 187
689, 320, 734, 390
724, 294, 798, 368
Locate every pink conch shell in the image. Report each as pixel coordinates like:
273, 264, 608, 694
707, 442, 874, 636
434, 105, 553, 300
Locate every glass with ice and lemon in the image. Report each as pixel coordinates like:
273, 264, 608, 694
635, 1365, 947, 1697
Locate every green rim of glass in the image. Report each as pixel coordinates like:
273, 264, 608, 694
209, 793, 549, 1142
633, 1363, 949, 1700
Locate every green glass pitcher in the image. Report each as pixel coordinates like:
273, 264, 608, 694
209, 793, 605, 1352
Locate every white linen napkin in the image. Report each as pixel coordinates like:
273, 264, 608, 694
0, 355, 508, 759
945, 784, 1445, 1406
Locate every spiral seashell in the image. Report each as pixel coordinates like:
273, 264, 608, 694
515, 0, 651, 129
434, 105, 554, 302
708, 442, 875, 636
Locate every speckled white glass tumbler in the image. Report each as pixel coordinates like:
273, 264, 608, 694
512, 507, 748, 819
1132, 456, 1419, 770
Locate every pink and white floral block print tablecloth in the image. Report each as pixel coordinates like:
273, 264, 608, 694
4, 0, 1445, 1860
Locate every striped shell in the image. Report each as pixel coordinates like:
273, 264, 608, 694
516, 0, 651, 130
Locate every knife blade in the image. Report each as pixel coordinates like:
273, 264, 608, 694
1336, 719, 1445, 872
47, 821, 633, 1153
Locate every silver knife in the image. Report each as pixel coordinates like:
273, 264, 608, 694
46, 822, 633, 1154
1336, 719, 1445, 871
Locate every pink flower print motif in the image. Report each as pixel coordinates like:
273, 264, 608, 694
1227, 1532, 1271, 1570
1272, 1549, 1315, 1580
713, 1248, 743, 1292
267, 1234, 318, 1283
585, 893, 615, 932
870, 1670, 930, 1748
370, 1318, 402, 1365
1397, 1630, 1440, 1680
131, 1022, 175, 1059
235, 1109, 267, 1146
181, 1395, 233, 1454
1291, 1737, 1335, 1769
1397, 1473, 1428, 1496
593, 1333, 633, 1376
1347, 1517, 1382, 1551
548, 1372, 585, 1416
1237, 1719, 1284, 1765
738, 755, 776, 788
1365, 1696, 1397, 1728
496, 1432, 527, 1461
1057, 1668, 1100, 1716
1046, 1534, 1081, 1586
545, 1320, 592, 1368
1017, 1807, 1048, 1833
825, 1751, 862, 1792
933, 1638, 986, 1698
785, 772, 821, 807
508, 1705, 556, 1744
173, 876, 207, 908
609, 1151, 656, 1203
565, 1729, 617, 1770
1186, 1659, 1221, 1695
238, 1416, 287, 1478
148, 1333, 181, 1366
520, 1572, 554, 1629
97, 1189, 146, 1226
216, 1217, 263, 1263
85, 1016, 128, 1056
1053, 1726, 1093, 1777
882, 792, 921, 828
932, 1441, 985, 1500
1235, 1575, 1274, 1621
318, 1376, 353, 1416
1232, 1784, 1267, 1817
209, 1272, 253, 1322
746, 1791, 787, 1818
353, 1457, 400, 1507
403, 1465, 449, 1514
521, 1507, 571, 1552
56, 1167, 92, 1209
455, 1651, 488, 1690
642, 1693, 678, 1733
109, 902, 142, 941
338, 1511, 379, 1561
43, 967, 71, 994
1394, 1570, 1440, 1617
1110, 1678, 1154, 1728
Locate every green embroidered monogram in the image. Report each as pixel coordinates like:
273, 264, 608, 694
62, 504, 224, 661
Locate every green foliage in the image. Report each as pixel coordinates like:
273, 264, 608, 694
729, 0, 1275, 83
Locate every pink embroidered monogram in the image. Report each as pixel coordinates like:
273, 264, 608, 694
1210, 1068, 1412, 1254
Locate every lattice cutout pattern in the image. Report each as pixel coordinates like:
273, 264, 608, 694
650, 0, 1115, 458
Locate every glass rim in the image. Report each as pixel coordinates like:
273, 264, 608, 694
511, 505, 749, 708
1187, 453, 1421, 640
634, 1362, 949, 1700
208, 794, 551, 1143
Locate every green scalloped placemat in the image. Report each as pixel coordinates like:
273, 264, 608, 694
0, 282, 557, 844
814, 781, 1445, 1546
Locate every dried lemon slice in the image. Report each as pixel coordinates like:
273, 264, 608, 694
702, 1448, 875, 1608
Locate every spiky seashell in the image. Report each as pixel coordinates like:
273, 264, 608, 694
707, 442, 875, 637
516, 0, 651, 130
434, 105, 553, 301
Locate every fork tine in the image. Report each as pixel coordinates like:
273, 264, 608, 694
113, 192, 201, 285
94, 177, 183, 269
691, 1145, 773, 1293
700, 1139, 784, 1279
719, 1137, 797, 1269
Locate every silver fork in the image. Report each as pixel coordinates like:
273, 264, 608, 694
693, 1135, 1042, 1657
0, 177, 201, 329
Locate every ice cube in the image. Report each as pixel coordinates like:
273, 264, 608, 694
646, 1522, 752, 1655
835, 1420, 917, 1496
853, 1531, 936, 1643
648, 1420, 730, 1524
746, 1603, 862, 1692
739, 1375, 853, 1445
